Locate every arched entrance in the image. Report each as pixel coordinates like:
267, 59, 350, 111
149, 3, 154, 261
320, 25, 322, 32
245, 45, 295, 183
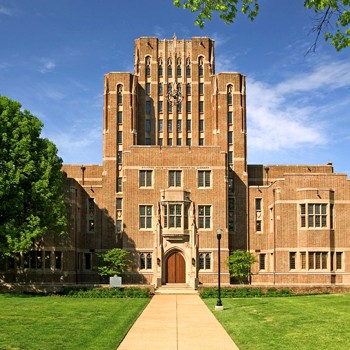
166, 251, 186, 283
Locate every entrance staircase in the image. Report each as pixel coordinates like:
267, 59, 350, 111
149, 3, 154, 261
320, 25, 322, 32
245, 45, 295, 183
155, 283, 198, 295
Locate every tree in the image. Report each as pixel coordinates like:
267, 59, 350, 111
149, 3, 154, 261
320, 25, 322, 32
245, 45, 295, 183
226, 250, 256, 284
0, 96, 67, 256
173, 0, 350, 51
98, 248, 131, 277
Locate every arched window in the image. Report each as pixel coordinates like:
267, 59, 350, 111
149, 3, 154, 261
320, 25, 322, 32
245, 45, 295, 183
158, 58, 163, 77
145, 56, 151, 77
117, 84, 123, 105
198, 57, 204, 77
199, 253, 211, 270
167, 58, 172, 77
227, 85, 233, 105
146, 253, 152, 269
186, 58, 191, 77
176, 58, 182, 77
140, 253, 145, 269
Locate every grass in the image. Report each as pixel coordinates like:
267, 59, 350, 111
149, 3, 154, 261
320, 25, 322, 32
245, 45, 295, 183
204, 293, 350, 350
0, 293, 150, 350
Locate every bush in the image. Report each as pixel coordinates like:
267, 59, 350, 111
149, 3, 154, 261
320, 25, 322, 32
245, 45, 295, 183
56, 287, 150, 298
200, 287, 293, 298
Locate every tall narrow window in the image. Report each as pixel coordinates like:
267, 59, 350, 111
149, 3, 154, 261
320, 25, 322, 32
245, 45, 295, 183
199, 119, 204, 132
186, 119, 192, 132
55, 252, 62, 269
117, 131, 122, 144
177, 119, 182, 132
228, 111, 233, 124
145, 119, 151, 132
259, 254, 266, 270
336, 252, 343, 270
186, 101, 191, 113
146, 100, 151, 114
117, 177, 122, 193
117, 111, 123, 124
186, 83, 191, 95
255, 198, 262, 232
169, 170, 181, 187
198, 205, 211, 229
227, 85, 233, 105
117, 85, 123, 105
145, 56, 151, 77
186, 64, 191, 77
199, 101, 204, 113
167, 119, 173, 132
158, 58, 163, 77
289, 252, 296, 270
117, 151, 122, 164
146, 82, 151, 95
158, 119, 163, 132
139, 205, 152, 229
199, 83, 204, 95
167, 58, 172, 77
228, 131, 233, 144
158, 83, 163, 95
301, 252, 306, 269
198, 57, 204, 77
177, 58, 182, 77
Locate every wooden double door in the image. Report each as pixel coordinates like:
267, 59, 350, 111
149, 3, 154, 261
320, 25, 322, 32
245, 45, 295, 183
166, 252, 186, 283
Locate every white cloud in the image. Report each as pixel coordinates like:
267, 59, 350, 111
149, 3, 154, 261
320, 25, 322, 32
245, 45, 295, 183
0, 5, 12, 16
38, 58, 56, 74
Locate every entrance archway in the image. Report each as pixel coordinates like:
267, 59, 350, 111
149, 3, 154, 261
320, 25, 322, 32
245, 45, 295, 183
166, 251, 186, 283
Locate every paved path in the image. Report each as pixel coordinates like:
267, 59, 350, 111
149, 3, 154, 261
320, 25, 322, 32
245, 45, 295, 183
117, 294, 239, 350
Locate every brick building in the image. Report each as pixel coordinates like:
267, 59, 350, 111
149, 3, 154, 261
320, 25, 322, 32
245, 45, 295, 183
2, 36, 350, 288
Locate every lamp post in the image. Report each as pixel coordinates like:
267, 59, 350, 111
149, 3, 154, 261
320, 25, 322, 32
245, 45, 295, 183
215, 228, 223, 311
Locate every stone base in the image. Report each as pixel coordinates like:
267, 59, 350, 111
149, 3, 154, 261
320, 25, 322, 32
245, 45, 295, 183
215, 305, 224, 311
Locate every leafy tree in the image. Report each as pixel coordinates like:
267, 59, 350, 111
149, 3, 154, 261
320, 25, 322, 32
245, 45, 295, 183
98, 248, 131, 277
173, 0, 350, 51
0, 96, 67, 256
226, 250, 256, 284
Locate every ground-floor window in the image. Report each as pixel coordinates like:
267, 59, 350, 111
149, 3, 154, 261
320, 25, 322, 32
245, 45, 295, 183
199, 253, 211, 270
140, 253, 152, 270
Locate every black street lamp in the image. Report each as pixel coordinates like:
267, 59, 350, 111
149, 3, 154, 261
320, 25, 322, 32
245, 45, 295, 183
215, 228, 223, 311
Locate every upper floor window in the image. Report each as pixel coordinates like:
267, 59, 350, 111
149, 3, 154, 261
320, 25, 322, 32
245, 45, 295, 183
300, 203, 328, 228
186, 119, 192, 132
199, 83, 204, 95
186, 101, 191, 113
199, 119, 204, 132
117, 111, 123, 124
158, 83, 163, 95
139, 205, 152, 229
198, 57, 204, 77
145, 119, 151, 132
255, 198, 262, 232
167, 58, 172, 77
158, 119, 163, 132
145, 56, 151, 77
117, 177, 122, 193
139, 170, 153, 187
117, 84, 123, 105
228, 131, 233, 144
228, 111, 233, 124
198, 205, 211, 229
169, 170, 181, 187
199, 101, 204, 113
158, 101, 163, 113
117, 131, 122, 144
186, 58, 191, 77
146, 82, 151, 95
176, 58, 182, 77
227, 85, 233, 105
146, 100, 151, 114
198, 170, 211, 188
186, 83, 191, 95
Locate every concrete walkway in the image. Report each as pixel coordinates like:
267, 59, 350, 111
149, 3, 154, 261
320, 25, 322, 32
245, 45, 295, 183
117, 294, 239, 350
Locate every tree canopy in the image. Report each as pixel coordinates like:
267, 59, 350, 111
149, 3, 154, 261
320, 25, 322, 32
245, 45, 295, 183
226, 250, 256, 284
0, 96, 67, 256
173, 0, 350, 51
98, 248, 131, 277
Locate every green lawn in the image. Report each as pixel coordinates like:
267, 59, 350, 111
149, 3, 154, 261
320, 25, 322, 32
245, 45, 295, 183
0, 294, 149, 350
204, 294, 350, 350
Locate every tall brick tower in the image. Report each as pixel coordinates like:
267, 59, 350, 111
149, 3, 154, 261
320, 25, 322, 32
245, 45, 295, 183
102, 36, 248, 287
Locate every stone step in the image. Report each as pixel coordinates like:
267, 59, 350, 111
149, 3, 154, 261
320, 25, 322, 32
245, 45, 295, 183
155, 283, 198, 295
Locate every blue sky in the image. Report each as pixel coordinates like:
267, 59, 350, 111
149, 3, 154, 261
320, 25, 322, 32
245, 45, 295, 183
1, 0, 349, 175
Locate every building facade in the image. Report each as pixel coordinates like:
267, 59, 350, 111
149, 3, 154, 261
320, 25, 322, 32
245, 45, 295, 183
1, 36, 350, 288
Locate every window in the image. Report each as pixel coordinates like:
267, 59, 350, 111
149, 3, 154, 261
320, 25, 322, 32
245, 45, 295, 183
186, 138, 191, 146
146, 82, 151, 95
256, 198, 262, 232
177, 64, 182, 77
186, 119, 191, 132
198, 205, 211, 229
199, 101, 204, 113
228, 131, 233, 144
199, 119, 204, 132
169, 204, 182, 228
199, 83, 204, 95
145, 138, 151, 145
228, 171, 234, 193
177, 119, 182, 132
228, 151, 233, 164
88, 220, 95, 232
198, 170, 211, 187
259, 254, 266, 270
158, 83, 163, 95
158, 61, 163, 77
227, 85, 233, 105
177, 138, 182, 146
301, 252, 306, 269
117, 111, 122, 124
308, 251, 328, 270
117, 151, 122, 164
117, 177, 122, 193
167, 138, 173, 146
145, 119, 151, 132
186, 101, 191, 113
44, 251, 51, 269
158, 119, 163, 132
336, 252, 343, 270
117, 85, 123, 105
167, 119, 173, 132
145, 56, 151, 77
199, 253, 211, 270
167, 64, 172, 77
117, 131, 122, 144
300, 203, 327, 228
84, 253, 92, 270
139, 170, 152, 187
140, 253, 152, 270
158, 138, 163, 146
158, 101, 163, 113
168, 101, 172, 113
146, 100, 151, 114
199, 138, 204, 146
139, 205, 152, 229
169, 170, 181, 187
186, 64, 191, 77
198, 57, 204, 77
177, 101, 182, 113
186, 83, 191, 95
228, 111, 233, 124
55, 251, 62, 270
289, 252, 296, 270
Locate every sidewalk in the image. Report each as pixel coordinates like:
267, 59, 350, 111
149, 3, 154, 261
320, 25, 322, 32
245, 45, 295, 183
117, 294, 239, 350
